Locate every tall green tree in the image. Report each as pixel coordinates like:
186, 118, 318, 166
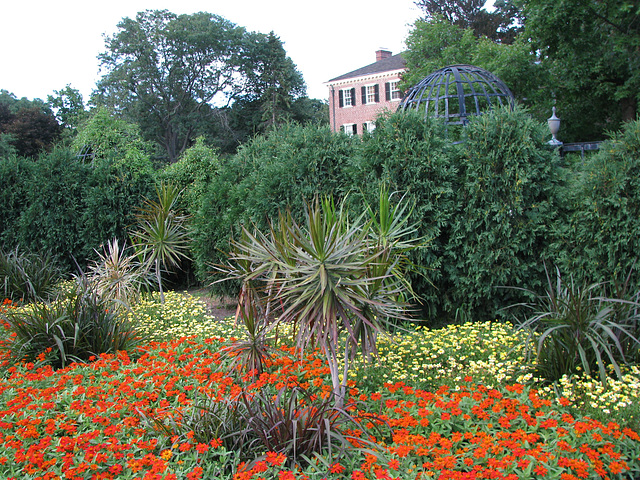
200, 32, 308, 153
247, 32, 306, 129
517, 0, 640, 141
47, 85, 87, 133
94, 10, 305, 163
0, 91, 61, 158
415, 0, 522, 43
94, 10, 247, 163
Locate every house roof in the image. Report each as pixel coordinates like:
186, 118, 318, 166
327, 53, 406, 83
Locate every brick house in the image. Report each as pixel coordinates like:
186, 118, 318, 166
326, 49, 406, 135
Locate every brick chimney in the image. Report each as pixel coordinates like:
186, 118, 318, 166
376, 49, 392, 61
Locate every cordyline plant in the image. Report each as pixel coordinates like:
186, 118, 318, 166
218, 188, 421, 407
507, 264, 640, 386
132, 182, 190, 303
89, 238, 153, 312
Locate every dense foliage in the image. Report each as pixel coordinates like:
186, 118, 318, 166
553, 119, 640, 289
3, 106, 640, 325
186, 112, 640, 324
345, 112, 458, 319
0, 147, 154, 272
191, 123, 358, 290
0, 90, 61, 157
94, 10, 310, 162
520, 0, 640, 139
406, 0, 639, 142
445, 106, 560, 322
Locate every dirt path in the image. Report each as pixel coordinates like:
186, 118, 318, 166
186, 288, 237, 321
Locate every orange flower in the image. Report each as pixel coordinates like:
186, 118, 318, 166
195, 443, 209, 454
186, 466, 204, 480
266, 451, 286, 466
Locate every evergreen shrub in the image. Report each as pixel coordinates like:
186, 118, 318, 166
191, 123, 358, 291
444, 106, 561, 322
553, 119, 640, 289
345, 111, 459, 320
1, 147, 154, 273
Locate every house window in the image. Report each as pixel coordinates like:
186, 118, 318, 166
386, 80, 401, 101
363, 121, 375, 133
341, 123, 357, 135
339, 88, 356, 108
361, 84, 380, 104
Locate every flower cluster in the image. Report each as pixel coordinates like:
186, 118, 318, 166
352, 322, 531, 391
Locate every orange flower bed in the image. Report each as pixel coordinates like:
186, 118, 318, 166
0, 331, 639, 479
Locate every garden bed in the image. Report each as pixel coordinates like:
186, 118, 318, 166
1, 292, 640, 480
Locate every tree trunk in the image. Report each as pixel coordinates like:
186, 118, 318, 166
323, 340, 349, 409
156, 258, 165, 304
620, 97, 637, 122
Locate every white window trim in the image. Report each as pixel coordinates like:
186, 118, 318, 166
389, 80, 401, 101
342, 123, 357, 136
341, 88, 354, 107
364, 84, 377, 105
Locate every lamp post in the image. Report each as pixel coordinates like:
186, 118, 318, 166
547, 106, 562, 146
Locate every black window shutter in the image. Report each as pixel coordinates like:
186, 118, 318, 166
385, 82, 390, 101
351, 88, 356, 106
361, 86, 366, 104
374, 84, 380, 103
339, 90, 344, 108
352, 124, 358, 135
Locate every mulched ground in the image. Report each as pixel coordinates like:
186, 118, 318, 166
186, 288, 237, 320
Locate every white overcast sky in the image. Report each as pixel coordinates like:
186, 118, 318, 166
0, 0, 422, 104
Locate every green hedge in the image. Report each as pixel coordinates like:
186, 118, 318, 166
444, 106, 561, 322
344, 112, 459, 320
552, 118, 640, 288
0, 148, 155, 272
4, 112, 639, 325
191, 123, 358, 292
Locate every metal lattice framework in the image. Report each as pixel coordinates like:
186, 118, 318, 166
399, 64, 515, 125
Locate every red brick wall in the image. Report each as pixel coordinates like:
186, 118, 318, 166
327, 71, 404, 134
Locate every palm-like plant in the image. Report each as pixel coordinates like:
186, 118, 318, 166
132, 182, 190, 303
221, 190, 419, 407
510, 265, 640, 385
89, 238, 152, 311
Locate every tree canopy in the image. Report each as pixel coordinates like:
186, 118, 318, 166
0, 90, 61, 158
519, 0, 640, 139
405, 0, 639, 141
94, 10, 308, 163
415, 0, 522, 43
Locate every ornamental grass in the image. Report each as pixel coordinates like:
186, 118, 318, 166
1, 292, 640, 480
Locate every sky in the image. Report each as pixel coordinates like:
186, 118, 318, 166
0, 0, 422, 104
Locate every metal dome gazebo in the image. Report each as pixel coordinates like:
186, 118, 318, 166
399, 64, 515, 127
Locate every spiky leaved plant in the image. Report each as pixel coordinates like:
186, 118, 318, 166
0, 247, 61, 303
89, 238, 152, 311
509, 264, 640, 386
131, 182, 190, 303
221, 189, 419, 407
2, 275, 140, 369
